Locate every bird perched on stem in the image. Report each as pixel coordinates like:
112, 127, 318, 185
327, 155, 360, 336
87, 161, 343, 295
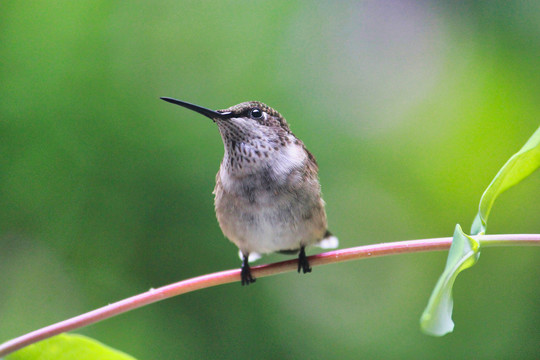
161, 97, 338, 285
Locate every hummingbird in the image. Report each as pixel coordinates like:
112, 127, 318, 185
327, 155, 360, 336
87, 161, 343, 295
161, 97, 338, 285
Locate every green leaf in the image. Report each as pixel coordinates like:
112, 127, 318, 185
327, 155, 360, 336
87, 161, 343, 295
420, 224, 480, 336
471, 126, 540, 235
421, 126, 540, 336
5, 333, 136, 360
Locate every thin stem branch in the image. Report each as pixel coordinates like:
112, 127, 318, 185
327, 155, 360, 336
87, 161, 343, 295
1, 234, 538, 356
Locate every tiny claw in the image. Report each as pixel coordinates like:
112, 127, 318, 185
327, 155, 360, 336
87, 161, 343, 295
298, 246, 312, 274
241, 254, 256, 285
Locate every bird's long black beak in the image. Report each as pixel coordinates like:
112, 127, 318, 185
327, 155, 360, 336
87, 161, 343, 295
160, 97, 231, 120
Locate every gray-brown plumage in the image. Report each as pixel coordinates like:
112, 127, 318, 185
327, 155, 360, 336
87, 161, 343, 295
161, 97, 338, 285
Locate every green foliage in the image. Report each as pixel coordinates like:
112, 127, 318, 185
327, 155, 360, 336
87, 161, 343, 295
472, 126, 540, 235
420, 225, 479, 336
6, 334, 135, 360
421, 126, 540, 336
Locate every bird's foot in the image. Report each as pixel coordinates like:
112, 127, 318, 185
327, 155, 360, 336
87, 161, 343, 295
297, 246, 312, 274
241, 255, 256, 286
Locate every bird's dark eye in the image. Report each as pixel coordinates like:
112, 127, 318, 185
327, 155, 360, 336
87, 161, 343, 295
250, 108, 263, 119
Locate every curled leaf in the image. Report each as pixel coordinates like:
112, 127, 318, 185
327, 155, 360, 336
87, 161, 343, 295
420, 224, 480, 336
422, 126, 540, 337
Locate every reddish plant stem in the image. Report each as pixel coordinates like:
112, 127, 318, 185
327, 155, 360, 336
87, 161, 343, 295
0, 234, 539, 356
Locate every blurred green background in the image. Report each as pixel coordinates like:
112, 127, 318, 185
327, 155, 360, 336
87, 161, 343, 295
1, 1, 539, 359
